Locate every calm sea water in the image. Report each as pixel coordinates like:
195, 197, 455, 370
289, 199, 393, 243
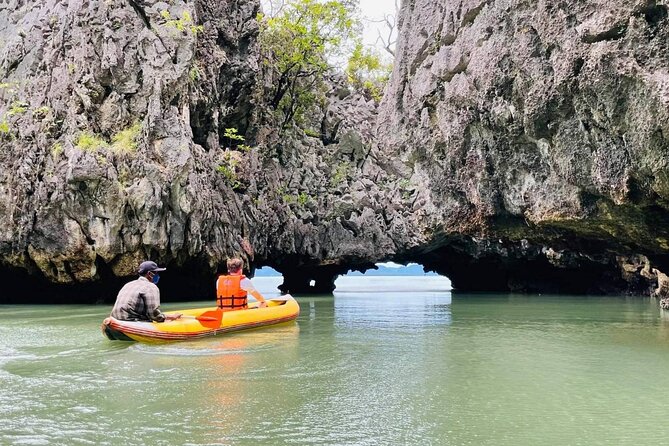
2, 276, 669, 445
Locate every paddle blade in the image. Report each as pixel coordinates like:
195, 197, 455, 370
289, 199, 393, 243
196, 310, 222, 329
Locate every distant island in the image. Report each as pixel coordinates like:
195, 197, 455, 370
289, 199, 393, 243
255, 263, 438, 277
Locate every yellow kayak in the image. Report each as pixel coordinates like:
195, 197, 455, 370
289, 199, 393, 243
102, 296, 300, 342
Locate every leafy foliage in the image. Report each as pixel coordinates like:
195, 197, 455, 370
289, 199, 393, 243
75, 131, 108, 151
398, 178, 414, 200
216, 152, 243, 190
189, 65, 201, 82
73, 124, 142, 153
217, 129, 252, 188
0, 119, 10, 136
346, 41, 392, 101
223, 127, 252, 152
51, 143, 63, 158
160, 9, 204, 35
330, 161, 350, 186
224, 127, 245, 142
297, 192, 310, 206
259, 0, 359, 129
281, 191, 311, 206
304, 128, 321, 138
33, 106, 50, 118
7, 101, 28, 116
111, 122, 142, 153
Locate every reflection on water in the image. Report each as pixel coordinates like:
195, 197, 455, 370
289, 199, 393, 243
335, 274, 452, 293
334, 289, 452, 329
132, 323, 300, 357
2, 286, 669, 445
334, 275, 452, 330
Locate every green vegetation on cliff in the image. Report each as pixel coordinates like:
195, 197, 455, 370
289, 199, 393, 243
75, 131, 108, 150
346, 41, 391, 101
259, 0, 358, 128
74, 123, 142, 153
258, 0, 390, 130
111, 122, 141, 153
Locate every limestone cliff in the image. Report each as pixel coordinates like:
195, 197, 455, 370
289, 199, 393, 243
0, 0, 392, 302
1, 0, 669, 303
377, 0, 669, 295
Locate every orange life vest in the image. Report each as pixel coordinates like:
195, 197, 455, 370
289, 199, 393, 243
217, 274, 248, 310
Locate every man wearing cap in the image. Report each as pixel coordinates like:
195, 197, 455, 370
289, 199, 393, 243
110, 261, 181, 322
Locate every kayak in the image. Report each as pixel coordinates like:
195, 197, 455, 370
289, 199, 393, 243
102, 296, 300, 342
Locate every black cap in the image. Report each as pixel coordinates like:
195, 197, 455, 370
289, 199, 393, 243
138, 261, 167, 275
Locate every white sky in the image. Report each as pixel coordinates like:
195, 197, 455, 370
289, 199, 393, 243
358, 0, 399, 55
376, 262, 417, 268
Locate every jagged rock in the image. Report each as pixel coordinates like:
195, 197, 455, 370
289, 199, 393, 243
654, 268, 669, 301
1, 0, 669, 302
658, 269, 669, 308
0, 0, 264, 301
376, 0, 669, 298
0, 0, 392, 302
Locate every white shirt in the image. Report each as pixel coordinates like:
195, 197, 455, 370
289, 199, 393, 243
239, 277, 256, 293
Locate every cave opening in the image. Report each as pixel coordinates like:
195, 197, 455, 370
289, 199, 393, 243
334, 262, 452, 294
252, 262, 452, 296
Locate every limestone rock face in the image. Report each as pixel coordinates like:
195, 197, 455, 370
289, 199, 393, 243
2, 0, 669, 302
0, 0, 265, 301
377, 0, 669, 294
0, 0, 395, 301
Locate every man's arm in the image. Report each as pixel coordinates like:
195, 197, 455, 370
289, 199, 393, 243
241, 278, 268, 308
144, 286, 168, 322
147, 307, 166, 322
250, 289, 268, 308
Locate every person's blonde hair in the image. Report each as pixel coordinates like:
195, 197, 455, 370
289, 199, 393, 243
227, 258, 243, 273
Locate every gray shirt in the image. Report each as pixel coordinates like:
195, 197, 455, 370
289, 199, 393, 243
110, 276, 166, 322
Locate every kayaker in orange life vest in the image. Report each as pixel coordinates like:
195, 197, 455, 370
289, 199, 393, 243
216, 258, 268, 310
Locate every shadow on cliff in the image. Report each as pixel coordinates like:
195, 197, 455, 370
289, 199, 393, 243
0, 265, 125, 304
0, 260, 218, 305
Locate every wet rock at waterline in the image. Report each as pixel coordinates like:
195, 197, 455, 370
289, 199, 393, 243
1, 0, 669, 302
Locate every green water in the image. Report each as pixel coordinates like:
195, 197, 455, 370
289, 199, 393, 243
2, 282, 669, 445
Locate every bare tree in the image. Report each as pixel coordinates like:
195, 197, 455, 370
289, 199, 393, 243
369, 0, 399, 57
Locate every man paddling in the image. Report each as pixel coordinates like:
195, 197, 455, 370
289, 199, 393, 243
216, 258, 268, 310
110, 261, 181, 322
